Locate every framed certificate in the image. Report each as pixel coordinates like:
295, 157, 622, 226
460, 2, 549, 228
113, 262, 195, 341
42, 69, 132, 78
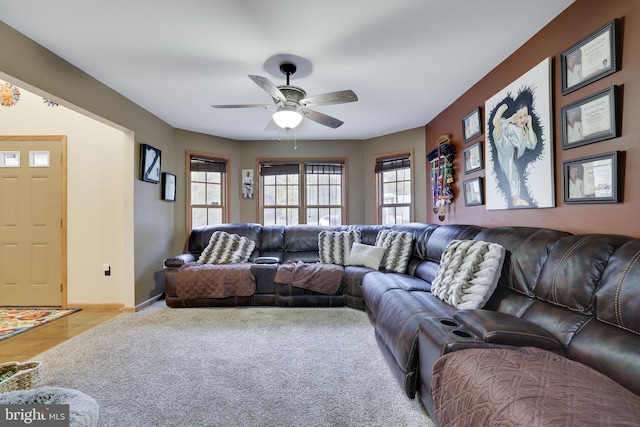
462, 107, 482, 143
463, 141, 483, 174
562, 151, 623, 204
560, 86, 619, 150
560, 19, 620, 95
463, 177, 484, 207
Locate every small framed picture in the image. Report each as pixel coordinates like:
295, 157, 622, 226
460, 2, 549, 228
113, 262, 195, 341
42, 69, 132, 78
162, 172, 176, 202
560, 18, 620, 95
561, 86, 619, 150
140, 143, 161, 184
462, 107, 482, 143
463, 177, 484, 207
463, 141, 483, 174
562, 151, 623, 204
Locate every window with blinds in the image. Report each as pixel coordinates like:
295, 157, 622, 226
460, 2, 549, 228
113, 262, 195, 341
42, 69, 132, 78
259, 160, 346, 226
375, 151, 412, 225
188, 152, 229, 231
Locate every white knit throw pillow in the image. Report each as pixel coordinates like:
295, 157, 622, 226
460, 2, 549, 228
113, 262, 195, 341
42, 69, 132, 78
318, 230, 361, 265
198, 231, 256, 264
375, 230, 413, 273
431, 239, 506, 309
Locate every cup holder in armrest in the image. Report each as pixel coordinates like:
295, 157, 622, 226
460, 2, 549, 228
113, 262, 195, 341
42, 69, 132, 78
451, 329, 474, 338
435, 318, 476, 340
439, 319, 459, 327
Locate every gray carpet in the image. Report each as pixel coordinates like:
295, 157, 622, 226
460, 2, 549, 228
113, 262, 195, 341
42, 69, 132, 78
34, 301, 434, 427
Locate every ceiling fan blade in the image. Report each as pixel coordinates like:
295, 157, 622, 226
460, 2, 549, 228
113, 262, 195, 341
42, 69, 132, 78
211, 104, 273, 109
300, 90, 358, 107
301, 109, 344, 129
248, 75, 286, 103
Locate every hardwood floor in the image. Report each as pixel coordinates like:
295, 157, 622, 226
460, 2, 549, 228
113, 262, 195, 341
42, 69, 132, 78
0, 307, 122, 363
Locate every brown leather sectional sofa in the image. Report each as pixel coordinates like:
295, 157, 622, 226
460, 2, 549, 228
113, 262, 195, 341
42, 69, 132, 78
164, 222, 640, 425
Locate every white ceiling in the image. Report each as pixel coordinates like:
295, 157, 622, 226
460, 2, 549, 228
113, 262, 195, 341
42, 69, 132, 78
0, 0, 574, 141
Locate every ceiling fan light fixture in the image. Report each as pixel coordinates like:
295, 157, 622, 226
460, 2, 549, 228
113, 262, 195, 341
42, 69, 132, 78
272, 109, 303, 130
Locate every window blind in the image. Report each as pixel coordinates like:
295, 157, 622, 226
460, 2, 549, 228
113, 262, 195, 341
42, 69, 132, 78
304, 162, 344, 174
375, 155, 410, 173
190, 155, 227, 173
260, 163, 300, 176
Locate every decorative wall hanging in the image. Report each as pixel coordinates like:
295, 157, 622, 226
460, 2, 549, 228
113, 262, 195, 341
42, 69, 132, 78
562, 151, 623, 204
561, 85, 619, 150
139, 143, 161, 184
560, 18, 620, 95
162, 172, 176, 201
0, 82, 20, 107
484, 57, 554, 210
428, 135, 455, 221
242, 169, 254, 199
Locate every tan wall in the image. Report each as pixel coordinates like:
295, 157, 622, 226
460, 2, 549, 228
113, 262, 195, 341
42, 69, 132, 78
363, 128, 428, 224
171, 129, 426, 250
4, 0, 638, 309
0, 14, 427, 307
0, 77, 133, 307
172, 129, 241, 253
0, 21, 175, 308
239, 138, 365, 224
425, 0, 640, 236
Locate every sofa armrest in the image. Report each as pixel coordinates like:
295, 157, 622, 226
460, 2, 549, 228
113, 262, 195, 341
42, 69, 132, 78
164, 253, 197, 268
453, 309, 563, 353
418, 316, 504, 411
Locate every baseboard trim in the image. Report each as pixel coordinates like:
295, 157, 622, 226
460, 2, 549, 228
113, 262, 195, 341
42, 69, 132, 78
69, 303, 125, 312
126, 293, 164, 313
70, 294, 164, 313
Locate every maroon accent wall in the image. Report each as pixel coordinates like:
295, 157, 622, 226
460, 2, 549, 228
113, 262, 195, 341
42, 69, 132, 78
425, 0, 640, 236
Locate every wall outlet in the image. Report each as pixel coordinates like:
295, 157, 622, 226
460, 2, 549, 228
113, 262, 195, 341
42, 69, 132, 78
103, 263, 111, 276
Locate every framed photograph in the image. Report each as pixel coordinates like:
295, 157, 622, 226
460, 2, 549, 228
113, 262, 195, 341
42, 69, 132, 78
560, 18, 620, 95
463, 177, 484, 207
562, 151, 623, 204
140, 143, 161, 184
463, 141, 483, 174
462, 107, 482, 143
485, 57, 554, 210
162, 172, 176, 202
241, 169, 254, 199
561, 86, 619, 150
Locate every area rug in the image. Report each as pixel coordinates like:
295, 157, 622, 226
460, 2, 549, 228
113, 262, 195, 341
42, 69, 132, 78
0, 308, 80, 342
35, 301, 434, 426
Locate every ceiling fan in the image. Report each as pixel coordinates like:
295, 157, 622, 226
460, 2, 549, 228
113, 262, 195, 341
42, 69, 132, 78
211, 63, 358, 130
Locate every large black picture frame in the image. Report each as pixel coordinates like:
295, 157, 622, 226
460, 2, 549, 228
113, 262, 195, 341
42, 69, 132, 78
561, 85, 619, 150
562, 151, 623, 204
560, 18, 620, 95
